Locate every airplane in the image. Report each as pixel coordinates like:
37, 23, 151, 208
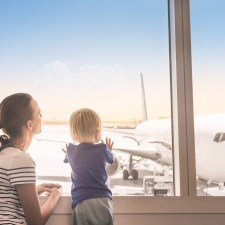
105, 73, 225, 187
110, 113, 225, 184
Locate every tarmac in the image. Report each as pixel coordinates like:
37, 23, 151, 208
109, 168, 217, 196
37, 167, 218, 196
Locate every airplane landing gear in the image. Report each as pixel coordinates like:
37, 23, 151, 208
131, 169, 138, 180
122, 155, 139, 180
123, 169, 129, 180
122, 169, 138, 180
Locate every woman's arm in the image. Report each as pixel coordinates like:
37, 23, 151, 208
16, 183, 61, 225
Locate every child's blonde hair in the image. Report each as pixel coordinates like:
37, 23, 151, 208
69, 108, 101, 143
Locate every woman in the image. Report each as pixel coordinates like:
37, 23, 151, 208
0, 93, 62, 225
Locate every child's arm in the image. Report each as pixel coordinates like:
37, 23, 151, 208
62, 144, 69, 163
105, 137, 115, 164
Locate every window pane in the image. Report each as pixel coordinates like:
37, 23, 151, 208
190, 0, 225, 196
0, 0, 172, 196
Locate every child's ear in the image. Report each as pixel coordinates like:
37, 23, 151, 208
95, 129, 101, 141
95, 129, 99, 137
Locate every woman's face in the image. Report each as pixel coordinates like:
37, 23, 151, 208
29, 99, 42, 135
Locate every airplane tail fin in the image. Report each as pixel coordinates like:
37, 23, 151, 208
141, 73, 148, 121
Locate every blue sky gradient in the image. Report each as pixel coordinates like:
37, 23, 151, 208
0, 1, 224, 121
0, 0, 169, 121
190, 0, 225, 114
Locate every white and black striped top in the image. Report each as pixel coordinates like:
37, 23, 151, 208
0, 147, 36, 225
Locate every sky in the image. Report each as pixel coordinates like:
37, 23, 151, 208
190, 0, 225, 115
0, 1, 224, 122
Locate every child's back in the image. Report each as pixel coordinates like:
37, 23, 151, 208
64, 108, 114, 225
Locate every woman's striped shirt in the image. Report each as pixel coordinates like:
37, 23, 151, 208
0, 147, 36, 225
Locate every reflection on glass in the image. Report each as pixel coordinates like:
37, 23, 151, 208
0, 0, 172, 196
190, 1, 225, 196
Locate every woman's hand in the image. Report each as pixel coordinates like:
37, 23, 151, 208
37, 183, 62, 195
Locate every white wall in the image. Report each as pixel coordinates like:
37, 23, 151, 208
41, 196, 225, 225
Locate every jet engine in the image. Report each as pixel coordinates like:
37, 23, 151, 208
106, 153, 120, 176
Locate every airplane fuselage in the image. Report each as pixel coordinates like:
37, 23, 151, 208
134, 114, 225, 183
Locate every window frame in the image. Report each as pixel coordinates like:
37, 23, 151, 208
168, 0, 196, 196
41, 2, 225, 223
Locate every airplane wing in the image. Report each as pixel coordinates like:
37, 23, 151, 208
103, 127, 135, 136
113, 145, 161, 161
113, 140, 172, 167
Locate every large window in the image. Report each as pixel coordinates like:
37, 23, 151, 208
190, 0, 225, 196
0, 1, 173, 196
3, 0, 223, 202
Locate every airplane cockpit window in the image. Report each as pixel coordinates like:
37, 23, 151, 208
213, 133, 225, 143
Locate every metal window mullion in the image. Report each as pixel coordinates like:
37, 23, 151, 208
168, 0, 196, 196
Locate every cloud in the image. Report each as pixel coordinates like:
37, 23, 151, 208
40, 61, 125, 84
76, 63, 125, 87
40, 60, 72, 80
77, 63, 124, 78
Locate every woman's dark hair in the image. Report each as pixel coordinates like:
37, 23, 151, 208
0, 93, 33, 151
